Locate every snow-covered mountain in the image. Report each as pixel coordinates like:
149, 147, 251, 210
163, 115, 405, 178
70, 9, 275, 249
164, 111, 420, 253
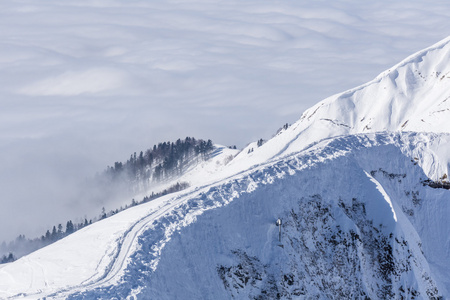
1, 37, 450, 299
228, 36, 450, 180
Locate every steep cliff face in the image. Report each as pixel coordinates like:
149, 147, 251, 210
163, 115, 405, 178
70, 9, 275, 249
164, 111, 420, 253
69, 133, 450, 299
140, 134, 449, 300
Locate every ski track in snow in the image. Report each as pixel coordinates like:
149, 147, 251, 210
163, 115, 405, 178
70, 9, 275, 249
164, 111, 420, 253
15, 188, 214, 299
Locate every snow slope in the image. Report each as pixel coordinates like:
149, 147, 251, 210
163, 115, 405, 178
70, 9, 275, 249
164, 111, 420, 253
227, 36, 450, 180
1, 37, 450, 299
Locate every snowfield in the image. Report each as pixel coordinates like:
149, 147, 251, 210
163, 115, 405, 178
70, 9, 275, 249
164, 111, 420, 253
1, 32, 450, 300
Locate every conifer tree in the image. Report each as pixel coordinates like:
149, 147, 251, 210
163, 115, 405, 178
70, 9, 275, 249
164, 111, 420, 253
66, 220, 74, 234
45, 230, 51, 241
51, 226, 57, 241
57, 224, 63, 238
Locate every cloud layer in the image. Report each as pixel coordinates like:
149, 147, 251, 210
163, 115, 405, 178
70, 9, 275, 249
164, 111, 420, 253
19, 68, 128, 96
0, 0, 449, 241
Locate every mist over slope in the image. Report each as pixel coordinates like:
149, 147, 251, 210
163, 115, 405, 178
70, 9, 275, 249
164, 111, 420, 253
1, 36, 450, 299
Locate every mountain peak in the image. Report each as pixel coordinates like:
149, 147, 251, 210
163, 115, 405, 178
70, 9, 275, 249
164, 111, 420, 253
236, 36, 450, 172
299, 35, 450, 134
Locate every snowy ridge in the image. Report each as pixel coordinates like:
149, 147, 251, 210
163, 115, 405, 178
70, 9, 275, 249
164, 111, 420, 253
227, 36, 450, 177
1, 132, 449, 298
131, 132, 449, 299
298, 35, 450, 134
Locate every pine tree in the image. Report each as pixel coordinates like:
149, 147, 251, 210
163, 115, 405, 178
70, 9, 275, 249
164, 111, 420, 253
101, 207, 107, 219
45, 230, 51, 241
51, 226, 57, 241
57, 224, 63, 238
66, 220, 74, 235
1, 253, 15, 264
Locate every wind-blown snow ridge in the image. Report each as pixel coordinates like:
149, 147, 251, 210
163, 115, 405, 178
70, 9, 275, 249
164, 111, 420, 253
63, 131, 449, 299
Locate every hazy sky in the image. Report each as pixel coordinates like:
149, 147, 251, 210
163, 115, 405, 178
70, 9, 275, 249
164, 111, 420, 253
1, 0, 450, 242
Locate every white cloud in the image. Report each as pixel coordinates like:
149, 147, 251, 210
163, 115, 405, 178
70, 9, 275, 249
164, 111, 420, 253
19, 68, 129, 96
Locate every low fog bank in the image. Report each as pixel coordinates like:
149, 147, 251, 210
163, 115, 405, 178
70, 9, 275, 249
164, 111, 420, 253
1, 0, 450, 242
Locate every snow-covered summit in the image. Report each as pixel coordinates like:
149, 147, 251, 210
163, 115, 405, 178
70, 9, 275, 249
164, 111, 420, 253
228, 36, 450, 178
298, 35, 450, 134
